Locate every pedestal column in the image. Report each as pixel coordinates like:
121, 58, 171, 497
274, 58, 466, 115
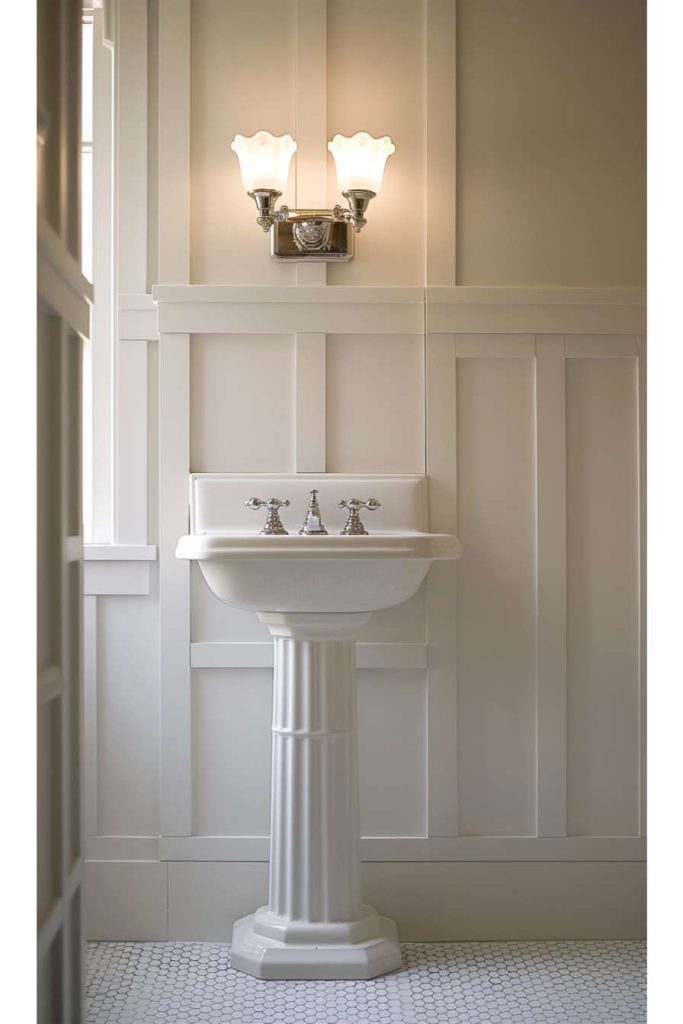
230, 612, 402, 980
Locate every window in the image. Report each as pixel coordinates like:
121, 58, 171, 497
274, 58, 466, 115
81, 8, 94, 541
81, 9, 94, 282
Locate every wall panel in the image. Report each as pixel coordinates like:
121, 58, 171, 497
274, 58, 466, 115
192, 669, 272, 836
97, 593, 160, 837
327, 0, 426, 285
455, 0, 645, 286
190, 0, 297, 284
190, 334, 296, 473
566, 356, 640, 836
455, 352, 537, 836
358, 670, 427, 837
326, 334, 425, 473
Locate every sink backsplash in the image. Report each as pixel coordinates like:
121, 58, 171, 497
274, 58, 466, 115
189, 474, 428, 534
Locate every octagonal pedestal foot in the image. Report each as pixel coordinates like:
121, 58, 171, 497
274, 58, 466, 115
230, 911, 402, 980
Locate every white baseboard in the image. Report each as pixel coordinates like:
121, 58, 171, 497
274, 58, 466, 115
85, 859, 645, 942
85, 861, 169, 941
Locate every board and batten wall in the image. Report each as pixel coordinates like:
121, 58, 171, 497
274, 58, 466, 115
84, 0, 646, 941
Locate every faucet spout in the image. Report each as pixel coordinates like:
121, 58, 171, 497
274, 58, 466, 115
298, 489, 329, 535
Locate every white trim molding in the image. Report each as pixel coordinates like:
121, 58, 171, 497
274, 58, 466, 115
427, 287, 646, 334
117, 287, 647, 340
83, 544, 157, 595
84, 544, 157, 560
118, 294, 158, 340
86, 833, 645, 865
152, 286, 424, 335
84, 561, 153, 596
85, 859, 645, 942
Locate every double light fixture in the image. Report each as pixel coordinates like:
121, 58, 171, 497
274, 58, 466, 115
230, 130, 395, 262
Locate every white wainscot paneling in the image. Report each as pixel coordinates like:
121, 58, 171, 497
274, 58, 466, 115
189, 666, 429, 842
190, 334, 296, 473
426, 288, 647, 335
566, 354, 640, 836
326, 334, 425, 473
455, 346, 537, 836
191, 669, 273, 837
97, 593, 161, 837
83, 0, 645, 949
358, 670, 427, 838
156, 861, 644, 942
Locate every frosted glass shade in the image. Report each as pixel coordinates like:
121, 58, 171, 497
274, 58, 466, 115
328, 132, 395, 194
231, 131, 297, 192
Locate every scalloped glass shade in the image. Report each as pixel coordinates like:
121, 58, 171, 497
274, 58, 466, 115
327, 132, 396, 194
230, 131, 297, 192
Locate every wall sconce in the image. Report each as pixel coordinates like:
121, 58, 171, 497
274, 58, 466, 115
230, 130, 395, 262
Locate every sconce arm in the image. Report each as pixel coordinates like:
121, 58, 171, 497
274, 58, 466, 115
248, 187, 376, 235
248, 189, 291, 232
333, 189, 377, 233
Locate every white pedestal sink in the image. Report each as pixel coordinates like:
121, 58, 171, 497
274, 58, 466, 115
177, 475, 460, 980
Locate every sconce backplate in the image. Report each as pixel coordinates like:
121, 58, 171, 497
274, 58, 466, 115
271, 219, 354, 262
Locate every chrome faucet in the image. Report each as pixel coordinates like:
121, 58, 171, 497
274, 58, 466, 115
298, 489, 328, 535
338, 497, 381, 536
245, 497, 291, 535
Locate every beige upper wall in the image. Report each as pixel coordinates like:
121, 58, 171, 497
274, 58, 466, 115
186, 0, 645, 288
456, 0, 646, 286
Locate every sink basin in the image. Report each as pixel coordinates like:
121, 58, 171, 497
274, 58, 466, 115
176, 474, 460, 981
176, 531, 459, 612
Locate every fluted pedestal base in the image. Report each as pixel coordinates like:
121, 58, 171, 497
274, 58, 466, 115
231, 909, 401, 980
230, 611, 401, 981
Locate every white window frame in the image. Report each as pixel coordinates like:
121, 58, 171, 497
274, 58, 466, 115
86, 3, 115, 544
83, 0, 154, 553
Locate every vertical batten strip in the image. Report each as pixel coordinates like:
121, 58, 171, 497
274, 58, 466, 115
426, 0, 457, 286
425, 2, 458, 835
295, 0, 327, 287
159, 334, 192, 836
425, 334, 460, 836
158, 0, 192, 838
158, 0, 190, 283
295, 333, 327, 472
83, 596, 98, 839
535, 336, 568, 837
636, 337, 647, 837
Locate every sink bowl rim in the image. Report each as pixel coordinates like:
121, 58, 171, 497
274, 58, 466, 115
176, 531, 461, 562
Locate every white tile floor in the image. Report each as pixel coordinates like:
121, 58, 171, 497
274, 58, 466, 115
87, 940, 645, 1024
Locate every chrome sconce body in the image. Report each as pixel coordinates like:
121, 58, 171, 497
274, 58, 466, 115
231, 131, 395, 263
